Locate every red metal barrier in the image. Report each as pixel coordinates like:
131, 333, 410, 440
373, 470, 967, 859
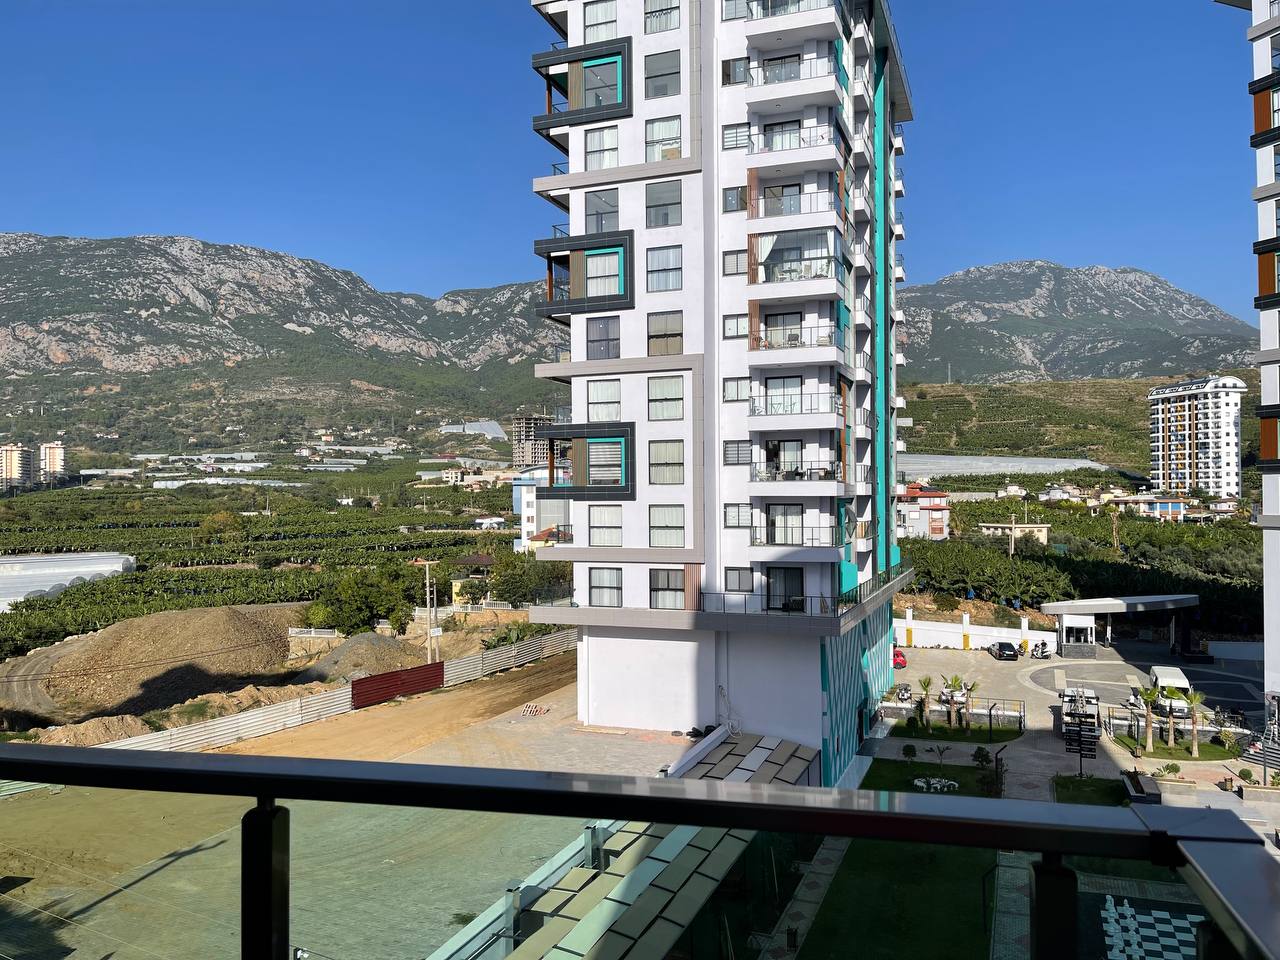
351, 661, 444, 709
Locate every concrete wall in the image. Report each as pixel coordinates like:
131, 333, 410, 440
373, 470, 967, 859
579, 626, 715, 731
894, 612, 1056, 652
720, 631, 822, 750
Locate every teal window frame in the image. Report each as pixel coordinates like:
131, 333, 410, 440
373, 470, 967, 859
582, 55, 624, 105
586, 437, 627, 486
585, 246, 626, 298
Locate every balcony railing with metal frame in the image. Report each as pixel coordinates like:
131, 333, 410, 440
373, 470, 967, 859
750, 460, 844, 482
749, 524, 847, 548
747, 56, 839, 87
750, 323, 844, 351
748, 125, 840, 155
754, 256, 844, 285
748, 391, 844, 417
748, 190, 839, 219
746, 0, 836, 20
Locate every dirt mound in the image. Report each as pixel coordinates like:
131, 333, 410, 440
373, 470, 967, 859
295, 632, 431, 683
36, 714, 152, 746
144, 681, 334, 729
45, 604, 302, 715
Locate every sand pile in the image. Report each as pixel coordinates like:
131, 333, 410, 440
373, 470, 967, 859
45, 605, 300, 714
36, 715, 152, 746
295, 632, 431, 683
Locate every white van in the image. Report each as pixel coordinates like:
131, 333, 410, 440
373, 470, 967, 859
1149, 665, 1193, 717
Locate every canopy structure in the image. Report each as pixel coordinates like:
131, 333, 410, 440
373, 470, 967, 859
1041, 595, 1199, 616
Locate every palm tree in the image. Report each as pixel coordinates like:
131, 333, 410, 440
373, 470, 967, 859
1139, 687, 1160, 755
918, 676, 933, 730
1186, 690, 1206, 759
963, 680, 980, 731
1166, 688, 1178, 750
942, 675, 964, 727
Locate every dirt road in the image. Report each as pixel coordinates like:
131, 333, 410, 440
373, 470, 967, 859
0, 635, 92, 725
217, 651, 577, 760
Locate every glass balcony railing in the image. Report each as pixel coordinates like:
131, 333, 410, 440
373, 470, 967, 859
746, 0, 836, 20
748, 391, 844, 417
749, 524, 846, 547
752, 323, 843, 351
755, 256, 843, 284
549, 160, 568, 176
749, 189, 838, 218
750, 460, 844, 482
748, 125, 839, 154
747, 56, 838, 86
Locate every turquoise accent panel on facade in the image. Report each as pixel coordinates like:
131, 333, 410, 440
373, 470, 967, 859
585, 436, 626, 485
872, 48, 889, 574
819, 599, 895, 787
582, 55, 624, 102
839, 497, 856, 593
585, 247, 626, 296
836, 300, 850, 329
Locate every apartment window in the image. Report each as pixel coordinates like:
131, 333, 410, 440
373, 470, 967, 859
723, 250, 747, 276
723, 440, 751, 465
649, 439, 684, 484
586, 249, 622, 297
647, 311, 683, 356
646, 181, 682, 227
646, 246, 682, 292
722, 377, 750, 402
648, 375, 684, 420
645, 51, 680, 98
723, 503, 751, 528
649, 568, 685, 609
587, 379, 621, 421
723, 0, 748, 18
587, 440, 624, 485
649, 505, 685, 548
723, 187, 747, 213
586, 317, 620, 361
585, 189, 618, 234
586, 126, 619, 171
722, 123, 749, 150
584, 57, 622, 107
645, 0, 680, 33
646, 117, 682, 162
584, 0, 617, 43
589, 567, 622, 607
725, 567, 753, 593
722, 58, 748, 85
723, 314, 748, 339
1273, 87, 1280, 128
1273, 37, 1280, 72
588, 504, 622, 546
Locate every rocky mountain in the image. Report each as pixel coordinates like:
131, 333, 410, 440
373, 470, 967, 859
897, 260, 1257, 384
0, 232, 560, 376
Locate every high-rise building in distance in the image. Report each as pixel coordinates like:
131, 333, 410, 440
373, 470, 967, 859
1147, 375, 1246, 499
511, 414, 554, 469
38, 441, 66, 484
527, 0, 914, 787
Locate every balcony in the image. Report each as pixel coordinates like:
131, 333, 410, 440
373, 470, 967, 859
745, 0, 843, 47
750, 524, 847, 548
748, 391, 845, 432
746, 125, 845, 174
746, 322, 845, 368
893, 164, 905, 197
894, 252, 906, 283
745, 56, 844, 112
893, 212, 905, 240
748, 189, 840, 224
893, 121, 905, 155
749, 458, 846, 496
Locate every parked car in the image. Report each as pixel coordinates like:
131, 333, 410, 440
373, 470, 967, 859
893, 648, 907, 669
988, 641, 1019, 661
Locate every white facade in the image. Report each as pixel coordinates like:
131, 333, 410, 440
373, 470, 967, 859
38, 441, 66, 483
1147, 375, 1246, 498
528, 0, 912, 786
1218, 0, 1279, 695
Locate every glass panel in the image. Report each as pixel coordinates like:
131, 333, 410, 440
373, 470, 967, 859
644, 50, 680, 98
585, 189, 619, 233
584, 59, 620, 107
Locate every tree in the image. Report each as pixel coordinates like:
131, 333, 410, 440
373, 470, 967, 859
972, 746, 992, 769
962, 680, 980, 731
901, 744, 917, 770
1166, 689, 1178, 750
1139, 687, 1160, 755
917, 676, 933, 730
1186, 690, 1206, 759
925, 745, 951, 771
199, 510, 244, 542
941, 675, 964, 728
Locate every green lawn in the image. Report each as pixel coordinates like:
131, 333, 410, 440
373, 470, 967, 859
1053, 774, 1129, 807
798, 839, 995, 960
1114, 733, 1237, 762
859, 758, 990, 797
889, 719, 1023, 744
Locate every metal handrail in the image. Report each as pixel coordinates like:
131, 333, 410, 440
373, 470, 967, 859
750, 460, 844, 482
747, 56, 837, 86
750, 323, 843, 351
754, 256, 843, 285
747, 392, 844, 417
748, 190, 838, 219
748, 125, 839, 155
550, 160, 568, 176
746, 0, 836, 19
551, 223, 570, 239
749, 525, 846, 547
699, 591, 843, 616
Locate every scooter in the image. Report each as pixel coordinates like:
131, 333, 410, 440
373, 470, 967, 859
895, 683, 913, 703
1030, 642, 1051, 660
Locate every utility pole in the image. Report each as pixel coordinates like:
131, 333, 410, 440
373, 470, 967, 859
1008, 513, 1016, 558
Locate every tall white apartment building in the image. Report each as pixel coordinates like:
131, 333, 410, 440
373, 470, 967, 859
1147, 375, 1246, 498
38, 441, 66, 484
0, 444, 34, 491
1216, 0, 1279, 697
527, 0, 913, 787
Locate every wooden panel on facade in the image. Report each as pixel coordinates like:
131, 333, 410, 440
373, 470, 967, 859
683, 564, 701, 612
570, 249, 586, 300
1263, 418, 1279, 462
748, 301, 761, 348
568, 62, 584, 111
1260, 251, 1277, 298
1256, 89, 1273, 135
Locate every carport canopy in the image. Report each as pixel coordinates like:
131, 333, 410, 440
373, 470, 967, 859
1041, 595, 1198, 616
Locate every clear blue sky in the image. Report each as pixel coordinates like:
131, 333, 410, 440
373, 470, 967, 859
0, 0, 1259, 318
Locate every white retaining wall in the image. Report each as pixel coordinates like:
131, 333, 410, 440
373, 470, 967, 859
895, 611, 1056, 653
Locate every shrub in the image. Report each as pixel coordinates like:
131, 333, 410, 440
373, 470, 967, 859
904, 715, 919, 734
901, 744, 917, 764
972, 747, 992, 769
1239, 768, 1257, 784
934, 594, 960, 613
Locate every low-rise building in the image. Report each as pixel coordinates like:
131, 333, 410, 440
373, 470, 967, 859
895, 483, 951, 540
977, 521, 1052, 546
1113, 495, 1190, 523
997, 483, 1028, 499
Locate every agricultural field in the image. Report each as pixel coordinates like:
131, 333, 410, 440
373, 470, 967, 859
904, 369, 1262, 477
